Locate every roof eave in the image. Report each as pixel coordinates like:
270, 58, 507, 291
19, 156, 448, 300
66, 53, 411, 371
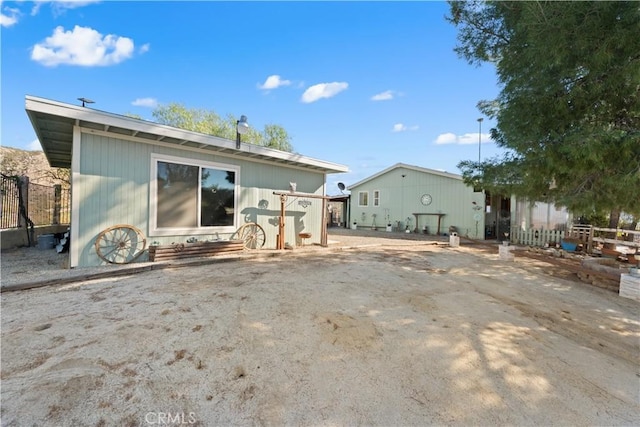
348, 162, 461, 190
25, 95, 349, 174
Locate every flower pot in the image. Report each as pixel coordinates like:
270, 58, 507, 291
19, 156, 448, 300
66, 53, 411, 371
351, 223, 358, 230
560, 239, 578, 252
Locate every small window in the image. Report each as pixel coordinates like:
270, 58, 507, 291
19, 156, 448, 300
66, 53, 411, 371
373, 190, 380, 206
358, 191, 369, 207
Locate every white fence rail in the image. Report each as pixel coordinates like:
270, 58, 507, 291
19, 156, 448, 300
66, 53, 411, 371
510, 227, 564, 247
510, 224, 639, 253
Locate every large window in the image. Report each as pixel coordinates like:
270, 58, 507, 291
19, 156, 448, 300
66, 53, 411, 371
151, 155, 239, 235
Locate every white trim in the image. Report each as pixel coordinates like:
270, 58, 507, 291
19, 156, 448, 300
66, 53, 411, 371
26, 95, 349, 173
348, 162, 462, 190
373, 189, 380, 207
149, 153, 240, 237
70, 125, 82, 268
358, 191, 369, 207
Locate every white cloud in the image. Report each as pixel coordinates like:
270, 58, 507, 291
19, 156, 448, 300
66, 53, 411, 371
434, 132, 457, 144
2, 0, 98, 26
434, 132, 490, 145
51, 1, 101, 10
138, 43, 150, 54
32, 1, 101, 16
131, 98, 158, 108
301, 82, 348, 103
392, 123, 419, 132
257, 74, 292, 90
371, 90, 395, 101
28, 139, 42, 151
31, 25, 135, 67
1, 5, 20, 27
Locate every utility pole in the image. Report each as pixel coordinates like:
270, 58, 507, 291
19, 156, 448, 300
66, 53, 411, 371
477, 117, 483, 162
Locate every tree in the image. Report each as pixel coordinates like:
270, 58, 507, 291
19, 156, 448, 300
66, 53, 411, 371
447, 1, 640, 226
151, 103, 294, 152
262, 124, 293, 152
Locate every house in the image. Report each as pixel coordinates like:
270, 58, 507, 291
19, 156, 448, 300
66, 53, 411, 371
25, 96, 348, 267
348, 163, 573, 241
347, 163, 489, 238
512, 198, 572, 232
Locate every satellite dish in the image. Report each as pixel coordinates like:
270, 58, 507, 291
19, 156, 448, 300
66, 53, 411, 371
337, 182, 345, 193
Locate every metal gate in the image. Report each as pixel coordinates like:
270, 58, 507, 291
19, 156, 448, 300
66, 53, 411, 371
1, 174, 20, 229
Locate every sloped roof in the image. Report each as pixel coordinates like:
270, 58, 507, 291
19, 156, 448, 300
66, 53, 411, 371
25, 95, 349, 174
348, 162, 462, 190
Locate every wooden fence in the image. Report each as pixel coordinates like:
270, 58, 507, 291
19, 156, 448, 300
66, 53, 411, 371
510, 224, 640, 254
590, 227, 640, 252
509, 227, 565, 247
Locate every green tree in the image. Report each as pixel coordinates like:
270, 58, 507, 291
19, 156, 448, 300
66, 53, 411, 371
262, 124, 293, 152
448, 1, 640, 225
151, 103, 294, 152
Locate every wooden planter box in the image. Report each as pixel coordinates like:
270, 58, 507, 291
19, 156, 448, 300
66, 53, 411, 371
148, 240, 245, 262
600, 247, 622, 259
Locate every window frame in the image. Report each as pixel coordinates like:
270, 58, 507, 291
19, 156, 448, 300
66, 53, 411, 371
373, 190, 380, 207
358, 191, 369, 207
150, 153, 240, 236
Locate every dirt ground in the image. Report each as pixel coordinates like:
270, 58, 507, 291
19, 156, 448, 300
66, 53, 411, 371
1, 230, 639, 426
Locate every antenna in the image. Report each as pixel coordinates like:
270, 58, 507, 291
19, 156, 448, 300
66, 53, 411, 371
78, 97, 95, 107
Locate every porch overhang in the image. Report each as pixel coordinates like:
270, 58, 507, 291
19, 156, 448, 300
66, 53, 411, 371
25, 95, 349, 174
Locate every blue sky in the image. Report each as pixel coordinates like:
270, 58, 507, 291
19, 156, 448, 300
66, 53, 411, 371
1, 0, 503, 192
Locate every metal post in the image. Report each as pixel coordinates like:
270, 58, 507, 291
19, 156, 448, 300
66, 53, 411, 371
477, 117, 483, 163
321, 197, 328, 247
53, 184, 62, 225
277, 194, 287, 249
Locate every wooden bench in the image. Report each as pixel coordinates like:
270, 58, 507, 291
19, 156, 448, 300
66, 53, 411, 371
412, 213, 446, 235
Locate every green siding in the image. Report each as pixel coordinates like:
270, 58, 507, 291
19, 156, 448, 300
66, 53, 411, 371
75, 133, 326, 267
349, 166, 486, 238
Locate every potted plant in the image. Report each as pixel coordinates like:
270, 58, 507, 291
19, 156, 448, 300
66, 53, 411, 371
385, 211, 392, 232
351, 220, 358, 230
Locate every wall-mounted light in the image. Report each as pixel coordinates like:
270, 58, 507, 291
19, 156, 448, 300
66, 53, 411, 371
236, 115, 249, 149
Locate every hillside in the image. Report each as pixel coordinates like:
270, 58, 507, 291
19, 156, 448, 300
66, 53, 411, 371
0, 146, 68, 186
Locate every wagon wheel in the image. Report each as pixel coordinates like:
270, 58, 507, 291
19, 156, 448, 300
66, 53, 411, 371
95, 224, 147, 264
233, 223, 266, 250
